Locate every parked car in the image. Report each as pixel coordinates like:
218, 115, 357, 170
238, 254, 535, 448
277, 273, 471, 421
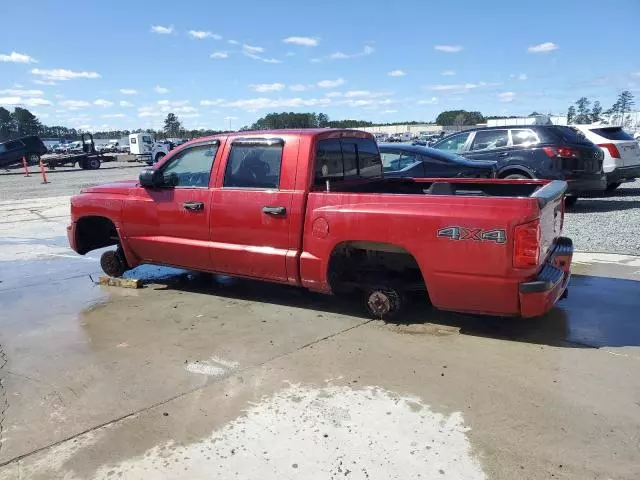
0, 135, 48, 168
431, 125, 606, 206
387, 134, 402, 143
572, 125, 640, 191
68, 128, 573, 319
412, 134, 441, 147
379, 144, 496, 178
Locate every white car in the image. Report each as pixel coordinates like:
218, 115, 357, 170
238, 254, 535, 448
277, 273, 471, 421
573, 125, 640, 191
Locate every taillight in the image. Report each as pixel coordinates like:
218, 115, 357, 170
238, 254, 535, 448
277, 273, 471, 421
543, 146, 580, 158
513, 219, 540, 268
597, 143, 620, 158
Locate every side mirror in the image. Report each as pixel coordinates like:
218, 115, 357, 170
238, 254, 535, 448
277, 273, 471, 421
139, 168, 165, 188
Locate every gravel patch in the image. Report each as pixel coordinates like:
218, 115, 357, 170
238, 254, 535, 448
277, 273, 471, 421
564, 179, 640, 255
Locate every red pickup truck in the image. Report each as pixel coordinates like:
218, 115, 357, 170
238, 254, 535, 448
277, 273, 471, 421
68, 129, 573, 319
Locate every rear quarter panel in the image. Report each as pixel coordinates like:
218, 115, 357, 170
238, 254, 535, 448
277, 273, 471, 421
300, 192, 542, 315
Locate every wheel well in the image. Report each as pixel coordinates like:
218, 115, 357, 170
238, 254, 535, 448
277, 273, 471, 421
327, 241, 426, 294
498, 167, 533, 179
75, 216, 119, 254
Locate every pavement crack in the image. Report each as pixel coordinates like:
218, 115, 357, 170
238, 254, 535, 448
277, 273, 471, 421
0, 343, 9, 459
0, 317, 374, 468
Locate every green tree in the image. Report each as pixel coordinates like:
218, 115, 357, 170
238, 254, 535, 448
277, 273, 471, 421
567, 106, 576, 124
0, 107, 15, 141
574, 97, 591, 124
317, 113, 329, 127
435, 110, 485, 126
528, 111, 542, 116
11, 107, 41, 137
591, 101, 602, 123
615, 90, 635, 127
163, 113, 182, 137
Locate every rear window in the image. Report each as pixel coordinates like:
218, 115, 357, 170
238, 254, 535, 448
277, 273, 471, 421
552, 126, 592, 145
589, 127, 635, 141
314, 137, 382, 186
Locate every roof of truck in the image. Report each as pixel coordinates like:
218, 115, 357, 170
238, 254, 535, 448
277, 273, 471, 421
184, 128, 374, 146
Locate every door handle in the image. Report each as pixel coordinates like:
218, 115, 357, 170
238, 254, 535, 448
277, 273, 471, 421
262, 206, 286, 216
498, 152, 509, 157
183, 201, 204, 211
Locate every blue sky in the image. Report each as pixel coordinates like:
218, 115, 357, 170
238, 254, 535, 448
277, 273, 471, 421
1, 0, 639, 132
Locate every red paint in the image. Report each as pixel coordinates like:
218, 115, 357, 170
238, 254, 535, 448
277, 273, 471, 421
69, 129, 572, 317
22, 156, 31, 177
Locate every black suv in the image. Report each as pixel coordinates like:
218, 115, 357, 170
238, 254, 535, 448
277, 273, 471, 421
0, 135, 48, 169
431, 125, 605, 205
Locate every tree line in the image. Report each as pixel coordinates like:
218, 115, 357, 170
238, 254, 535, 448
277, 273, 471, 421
566, 90, 635, 126
0, 106, 227, 143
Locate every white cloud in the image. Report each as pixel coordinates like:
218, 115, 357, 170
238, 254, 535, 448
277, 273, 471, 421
310, 58, 322, 63
154, 85, 169, 94
381, 110, 397, 114
59, 100, 91, 109
0, 97, 21, 105
282, 36, 319, 47
0, 89, 43, 97
94, 99, 113, 107
418, 97, 439, 105
249, 83, 286, 92
243, 44, 264, 54
188, 30, 221, 40
31, 68, 100, 81
285, 52, 296, 57
328, 45, 374, 60
200, 99, 224, 106
289, 84, 308, 92
388, 70, 406, 77
228, 39, 239, 45
441, 70, 456, 76
0, 51, 37, 63
528, 42, 558, 53
102, 113, 126, 118
434, 45, 463, 53
120, 89, 138, 95
151, 25, 174, 34
518, 73, 527, 81
344, 90, 393, 98
120, 100, 134, 107
317, 78, 345, 88
33, 79, 57, 86
224, 97, 331, 112
210, 52, 229, 59
429, 83, 478, 93
157, 99, 189, 108
241, 44, 282, 64
325, 92, 342, 98
498, 91, 516, 103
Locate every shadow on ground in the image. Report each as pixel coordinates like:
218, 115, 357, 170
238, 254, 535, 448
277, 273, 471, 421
131, 265, 640, 350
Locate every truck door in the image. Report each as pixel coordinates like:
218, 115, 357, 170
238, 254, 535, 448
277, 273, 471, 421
209, 137, 294, 282
122, 140, 219, 270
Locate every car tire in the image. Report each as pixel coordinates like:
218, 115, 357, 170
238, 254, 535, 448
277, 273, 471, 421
27, 153, 40, 166
504, 173, 530, 180
87, 158, 101, 170
564, 196, 578, 207
100, 249, 128, 278
363, 285, 403, 320
605, 182, 621, 192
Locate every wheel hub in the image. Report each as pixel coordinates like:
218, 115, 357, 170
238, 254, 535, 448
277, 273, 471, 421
368, 291, 391, 317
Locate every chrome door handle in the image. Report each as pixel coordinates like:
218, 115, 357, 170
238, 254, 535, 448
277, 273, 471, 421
183, 201, 204, 211
262, 206, 286, 216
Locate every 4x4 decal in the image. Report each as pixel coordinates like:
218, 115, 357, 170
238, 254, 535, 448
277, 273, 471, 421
437, 227, 507, 244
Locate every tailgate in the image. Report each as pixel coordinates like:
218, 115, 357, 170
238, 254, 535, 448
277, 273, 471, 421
618, 141, 640, 167
531, 180, 566, 263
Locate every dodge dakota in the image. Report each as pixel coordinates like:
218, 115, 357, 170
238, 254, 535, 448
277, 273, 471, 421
68, 129, 573, 318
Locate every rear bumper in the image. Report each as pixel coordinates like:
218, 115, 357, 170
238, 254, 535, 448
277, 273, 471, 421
519, 237, 573, 318
606, 165, 640, 183
565, 175, 606, 194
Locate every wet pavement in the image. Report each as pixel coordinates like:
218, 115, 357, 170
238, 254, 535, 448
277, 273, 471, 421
1, 195, 640, 479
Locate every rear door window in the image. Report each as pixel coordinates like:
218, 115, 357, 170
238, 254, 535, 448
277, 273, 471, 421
433, 132, 470, 153
315, 139, 343, 185
469, 130, 509, 151
4, 140, 23, 151
315, 137, 382, 185
589, 127, 635, 141
553, 126, 592, 145
510, 129, 539, 147
224, 141, 284, 189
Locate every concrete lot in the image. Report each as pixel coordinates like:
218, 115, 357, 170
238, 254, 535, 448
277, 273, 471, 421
0, 172, 639, 479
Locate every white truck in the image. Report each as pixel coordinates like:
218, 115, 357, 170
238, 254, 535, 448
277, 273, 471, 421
129, 133, 171, 165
